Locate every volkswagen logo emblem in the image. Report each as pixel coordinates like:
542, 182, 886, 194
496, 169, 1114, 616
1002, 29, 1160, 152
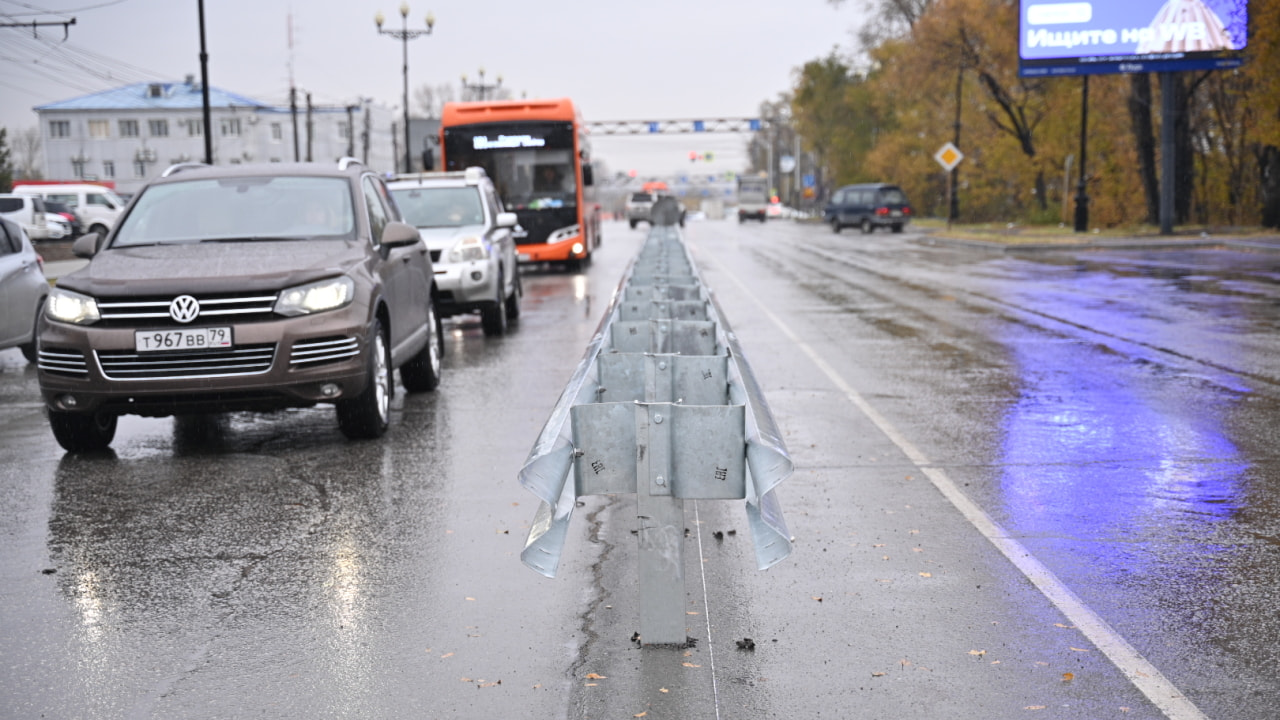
169, 295, 201, 324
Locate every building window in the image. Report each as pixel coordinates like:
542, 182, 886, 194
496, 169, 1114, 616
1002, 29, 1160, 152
71, 159, 87, 177
103, 160, 116, 178
221, 118, 242, 136
119, 119, 139, 137
134, 160, 148, 178
149, 119, 169, 137
270, 123, 282, 141
88, 120, 110, 139
187, 119, 203, 137
49, 120, 70, 138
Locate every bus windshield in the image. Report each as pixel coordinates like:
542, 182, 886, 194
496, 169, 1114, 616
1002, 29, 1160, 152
443, 122, 577, 212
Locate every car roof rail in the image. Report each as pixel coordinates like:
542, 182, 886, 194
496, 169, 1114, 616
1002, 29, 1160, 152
389, 167, 486, 185
338, 157, 364, 171
161, 162, 211, 178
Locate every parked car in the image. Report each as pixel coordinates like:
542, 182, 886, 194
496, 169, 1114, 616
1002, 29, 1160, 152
43, 199, 84, 238
387, 167, 521, 336
825, 183, 913, 234
0, 193, 50, 241
0, 216, 49, 363
46, 213, 73, 240
11, 183, 128, 237
625, 192, 656, 229
36, 159, 443, 452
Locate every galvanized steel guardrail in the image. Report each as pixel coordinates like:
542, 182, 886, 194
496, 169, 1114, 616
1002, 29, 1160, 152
518, 215, 793, 645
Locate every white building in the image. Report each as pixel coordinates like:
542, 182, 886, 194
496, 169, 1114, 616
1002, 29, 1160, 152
34, 77, 410, 195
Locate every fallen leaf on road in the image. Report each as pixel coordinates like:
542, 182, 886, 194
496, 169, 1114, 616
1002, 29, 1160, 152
1025, 706, 1046, 711
659, 688, 669, 693
635, 713, 647, 718
871, 672, 886, 677
586, 673, 608, 679
919, 572, 932, 578
969, 650, 986, 657
683, 663, 701, 668
441, 653, 454, 659
1063, 672, 1075, 682
1070, 647, 1091, 652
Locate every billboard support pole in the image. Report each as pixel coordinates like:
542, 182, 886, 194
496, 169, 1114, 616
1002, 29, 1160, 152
1073, 74, 1090, 233
1159, 72, 1176, 236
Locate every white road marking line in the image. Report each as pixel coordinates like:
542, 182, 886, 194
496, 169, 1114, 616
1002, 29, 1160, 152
708, 252, 1209, 720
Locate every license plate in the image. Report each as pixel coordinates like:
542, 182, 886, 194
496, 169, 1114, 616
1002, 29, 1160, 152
135, 327, 233, 352
518, 253, 532, 262
891, 210, 902, 217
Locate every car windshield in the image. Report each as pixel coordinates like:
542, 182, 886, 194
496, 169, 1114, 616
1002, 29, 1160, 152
112, 176, 355, 247
391, 186, 484, 228
631, 193, 653, 203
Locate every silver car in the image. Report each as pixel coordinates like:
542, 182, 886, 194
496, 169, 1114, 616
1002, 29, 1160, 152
0, 216, 49, 363
388, 168, 521, 336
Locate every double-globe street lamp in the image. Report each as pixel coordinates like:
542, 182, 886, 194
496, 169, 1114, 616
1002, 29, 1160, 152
375, 3, 434, 174
461, 68, 502, 101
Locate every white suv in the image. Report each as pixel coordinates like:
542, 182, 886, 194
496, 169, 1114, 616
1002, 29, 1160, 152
388, 168, 521, 336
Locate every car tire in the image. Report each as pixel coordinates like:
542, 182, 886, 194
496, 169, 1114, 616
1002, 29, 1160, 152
400, 301, 443, 393
831, 220, 841, 234
505, 274, 522, 320
49, 409, 117, 453
861, 218, 873, 234
19, 299, 44, 364
891, 223, 904, 233
88, 223, 109, 236
629, 220, 637, 229
481, 272, 509, 336
337, 319, 392, 439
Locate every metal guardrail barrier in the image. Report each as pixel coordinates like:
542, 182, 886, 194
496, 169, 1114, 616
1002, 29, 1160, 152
518, 218, 793, 645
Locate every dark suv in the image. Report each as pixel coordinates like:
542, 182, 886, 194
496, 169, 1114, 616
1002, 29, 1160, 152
825, 183, 912, 234
37, 159, 444, 452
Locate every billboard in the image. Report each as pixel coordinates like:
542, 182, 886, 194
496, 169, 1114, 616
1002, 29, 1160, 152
1018, 0, 1249, 76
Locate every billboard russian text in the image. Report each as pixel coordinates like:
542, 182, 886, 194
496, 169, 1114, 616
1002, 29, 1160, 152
1018, 0, 1248, 76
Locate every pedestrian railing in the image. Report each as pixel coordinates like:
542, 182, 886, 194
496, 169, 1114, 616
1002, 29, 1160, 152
518, 220, 793, 645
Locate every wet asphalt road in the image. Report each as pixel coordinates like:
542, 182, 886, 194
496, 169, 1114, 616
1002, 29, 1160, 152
2, 219, 1279, 719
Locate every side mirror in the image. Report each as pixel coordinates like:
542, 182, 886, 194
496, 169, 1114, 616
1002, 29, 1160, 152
582, 163, 594, 187
421, 148, 435, 171
72, 232, 101, 258
381, 221, 421, 248
496, 212, 518, 229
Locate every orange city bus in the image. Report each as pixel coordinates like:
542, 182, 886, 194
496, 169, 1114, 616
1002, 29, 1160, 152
439, 98, 600, 265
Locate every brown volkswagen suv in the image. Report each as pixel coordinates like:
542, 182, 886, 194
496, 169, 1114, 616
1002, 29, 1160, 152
37, 159, 444, 452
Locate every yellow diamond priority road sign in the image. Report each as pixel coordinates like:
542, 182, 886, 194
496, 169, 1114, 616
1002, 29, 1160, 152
934, 142, 964, 172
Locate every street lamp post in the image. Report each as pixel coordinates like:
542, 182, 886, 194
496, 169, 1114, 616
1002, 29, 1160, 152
461, 68, 502, 101
376, 4, 434, 174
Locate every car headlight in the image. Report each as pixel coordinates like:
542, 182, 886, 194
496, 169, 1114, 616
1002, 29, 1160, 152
448, 236, 488, 263
46, 287, 101, 325
274, 276, 355, 317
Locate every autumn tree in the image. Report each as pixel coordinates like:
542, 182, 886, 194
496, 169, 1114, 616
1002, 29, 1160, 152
0, 128, 11, 192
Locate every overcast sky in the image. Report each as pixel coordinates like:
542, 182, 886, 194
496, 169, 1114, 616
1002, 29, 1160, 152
1, 0, 862, 176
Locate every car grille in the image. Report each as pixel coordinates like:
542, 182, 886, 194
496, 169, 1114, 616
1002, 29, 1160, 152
38, 348, 89, 376
96, 344, 277, 380
289, 336, 359, 367
95, 293, 279, 327
430, 250, 442, 263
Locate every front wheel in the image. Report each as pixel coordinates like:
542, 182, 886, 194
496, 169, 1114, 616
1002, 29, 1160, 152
480, 272, 509, 336
49, 409, 117, 452
831, 220, 841, 234
400, 302, 443, 392
337, 320, 392, 439
505, 273, 522, 320
860, 218, 873, 234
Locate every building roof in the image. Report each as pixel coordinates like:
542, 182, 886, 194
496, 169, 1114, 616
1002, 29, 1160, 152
35, 80, 271, 113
